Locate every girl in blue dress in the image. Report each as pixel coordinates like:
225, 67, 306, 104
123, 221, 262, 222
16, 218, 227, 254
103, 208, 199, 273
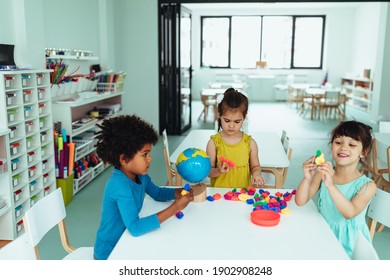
295, 120, 377, 258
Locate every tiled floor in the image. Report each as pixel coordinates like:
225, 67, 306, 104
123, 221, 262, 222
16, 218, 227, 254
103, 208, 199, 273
35, 101, 390, 260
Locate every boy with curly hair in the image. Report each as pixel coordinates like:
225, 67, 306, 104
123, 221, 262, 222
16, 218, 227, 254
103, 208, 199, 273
93, 115, 193, 260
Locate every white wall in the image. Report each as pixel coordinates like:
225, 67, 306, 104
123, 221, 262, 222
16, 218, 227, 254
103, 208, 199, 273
0, 0, 15, 44
42, 0, 100, 59
112, 0, 159, 129
372, 2, 390, 122
352, 3, 381, 77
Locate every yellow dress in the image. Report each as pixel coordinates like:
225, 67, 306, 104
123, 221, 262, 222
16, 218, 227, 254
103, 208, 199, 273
210, 132, 251, 188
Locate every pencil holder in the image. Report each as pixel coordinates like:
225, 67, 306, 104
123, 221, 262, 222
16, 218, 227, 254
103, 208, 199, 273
56, 173, 74, 206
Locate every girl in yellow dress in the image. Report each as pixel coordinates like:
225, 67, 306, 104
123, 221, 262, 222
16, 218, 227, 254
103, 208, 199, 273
206, 88, 266, 188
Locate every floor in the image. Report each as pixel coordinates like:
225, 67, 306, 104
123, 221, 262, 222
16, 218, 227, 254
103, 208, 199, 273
36, 101, 390, 260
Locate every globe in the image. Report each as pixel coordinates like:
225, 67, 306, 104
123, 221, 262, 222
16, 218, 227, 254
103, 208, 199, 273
175, 148, 211, 183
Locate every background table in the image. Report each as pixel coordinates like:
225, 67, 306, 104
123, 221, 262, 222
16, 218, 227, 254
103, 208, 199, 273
108, 188, 349, 260
170, 129, 290, 188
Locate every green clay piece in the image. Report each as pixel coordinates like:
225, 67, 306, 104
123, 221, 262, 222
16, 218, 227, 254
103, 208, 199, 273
316, 150, 322, 157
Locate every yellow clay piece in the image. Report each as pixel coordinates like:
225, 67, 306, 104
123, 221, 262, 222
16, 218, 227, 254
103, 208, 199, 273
315, 153, 325, 165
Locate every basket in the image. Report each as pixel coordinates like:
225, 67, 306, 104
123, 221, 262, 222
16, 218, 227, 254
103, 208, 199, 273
96, 82, 123, 93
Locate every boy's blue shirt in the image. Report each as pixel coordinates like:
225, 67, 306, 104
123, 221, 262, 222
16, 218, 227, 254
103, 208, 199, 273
94, 168, 175, 260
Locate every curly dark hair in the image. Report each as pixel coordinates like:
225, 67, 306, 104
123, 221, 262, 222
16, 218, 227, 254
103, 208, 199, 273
217, 87, 249, 131
329, 120, 373, 156
95, 115, 158, 169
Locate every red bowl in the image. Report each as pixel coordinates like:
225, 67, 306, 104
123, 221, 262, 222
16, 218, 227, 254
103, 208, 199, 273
250, 210, 280, 227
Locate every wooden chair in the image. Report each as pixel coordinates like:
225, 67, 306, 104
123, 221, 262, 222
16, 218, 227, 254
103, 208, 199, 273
374, 145, 390, 191
198, 93, 217, 122
262, 134, 293, 188
0, 233, 36, 260
360, 138, 388, 184
318, 89, 344, 120
351, 231, 379, 260
162, 129, 177, 186
23, 188, 94, 260
367, 187, 390, 239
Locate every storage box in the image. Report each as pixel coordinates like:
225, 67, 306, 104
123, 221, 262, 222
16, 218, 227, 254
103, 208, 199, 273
96, 82, 123, 93
56, 174, 74, 206
24, 90, 32, 102
30, 180, 37, 192
6, 92, 16, 106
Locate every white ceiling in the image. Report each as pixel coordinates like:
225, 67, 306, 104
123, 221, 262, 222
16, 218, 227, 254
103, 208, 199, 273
183, 2, 364, 11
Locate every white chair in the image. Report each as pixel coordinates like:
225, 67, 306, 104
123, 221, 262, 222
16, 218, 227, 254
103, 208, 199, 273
367, 187, 390, 239
0, 233, 36, 260
351, 231, 379, 260
23, 188, 94, 260
262, 134, 293, 188
162, 129, 177, 186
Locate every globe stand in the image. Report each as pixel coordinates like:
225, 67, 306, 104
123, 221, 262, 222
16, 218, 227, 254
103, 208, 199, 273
191, 182, 207, 203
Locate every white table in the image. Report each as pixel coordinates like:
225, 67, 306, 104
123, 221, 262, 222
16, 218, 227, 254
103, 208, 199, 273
108, 188, 349, 260
170, 130, 290, 188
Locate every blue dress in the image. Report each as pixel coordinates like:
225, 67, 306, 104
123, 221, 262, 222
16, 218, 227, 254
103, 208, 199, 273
318, 174, 373, 258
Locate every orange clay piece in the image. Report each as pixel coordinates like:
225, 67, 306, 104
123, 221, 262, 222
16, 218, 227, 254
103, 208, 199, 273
219, 156, 236, 168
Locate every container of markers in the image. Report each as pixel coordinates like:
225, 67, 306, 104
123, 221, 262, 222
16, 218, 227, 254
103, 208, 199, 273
56, 173, 74, 206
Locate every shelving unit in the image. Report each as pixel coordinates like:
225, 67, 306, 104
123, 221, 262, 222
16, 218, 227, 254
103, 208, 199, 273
341, 77, 373, 112
51, 92, 122, 194
46, 55, 100, 99
0, 70, 56, 240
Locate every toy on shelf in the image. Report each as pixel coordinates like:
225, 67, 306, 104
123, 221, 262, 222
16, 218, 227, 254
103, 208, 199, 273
175, 148, 211, 202
314, 150, 325, 165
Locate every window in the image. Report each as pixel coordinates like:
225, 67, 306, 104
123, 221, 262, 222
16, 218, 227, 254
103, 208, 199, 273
201, 17, 230, 67
201, 15, 325, 69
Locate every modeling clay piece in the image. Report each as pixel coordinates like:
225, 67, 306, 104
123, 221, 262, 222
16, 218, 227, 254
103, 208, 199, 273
175, 211, 184, 219
219, 156, 236, 168
212, 193, 221, 200
207, 196, 215, 202
176, 183, 191, 218
314, 150, 325, 165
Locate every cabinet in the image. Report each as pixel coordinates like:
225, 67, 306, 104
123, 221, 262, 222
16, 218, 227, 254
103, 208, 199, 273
0, 70, 56, 240
341, 77, 373, 112
51, 92, 122, 194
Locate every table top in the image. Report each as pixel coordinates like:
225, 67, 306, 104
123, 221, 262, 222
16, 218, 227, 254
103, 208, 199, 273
373, 132, 390, 161
170, 129, 289, 168
374, 132, 390, 146
201, 88, 227, 96
108, 188, 349, 260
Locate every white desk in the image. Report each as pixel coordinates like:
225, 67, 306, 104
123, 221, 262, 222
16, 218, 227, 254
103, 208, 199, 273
170, 130, 290, 188
108, 188, 349, 260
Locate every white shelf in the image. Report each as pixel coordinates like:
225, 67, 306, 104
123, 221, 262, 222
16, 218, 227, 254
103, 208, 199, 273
52, 89, 122, 196
342, 76, 373, 113
54, 91, 123, 107
1, 69, 55, 240
46, 55, 99, 61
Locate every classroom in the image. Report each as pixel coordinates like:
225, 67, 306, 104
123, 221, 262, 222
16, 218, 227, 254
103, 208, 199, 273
0, 0, 390, 270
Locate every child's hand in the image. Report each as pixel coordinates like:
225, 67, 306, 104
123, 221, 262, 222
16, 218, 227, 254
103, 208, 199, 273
302, 156, 317, 180
218, 161, 231, 174
318, 161, 335, 188
174, 187, 193, 198
251, 175, 266, 187
173, 192, 194, 211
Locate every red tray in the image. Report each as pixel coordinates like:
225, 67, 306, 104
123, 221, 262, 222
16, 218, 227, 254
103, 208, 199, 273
250, 210, 280, 227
